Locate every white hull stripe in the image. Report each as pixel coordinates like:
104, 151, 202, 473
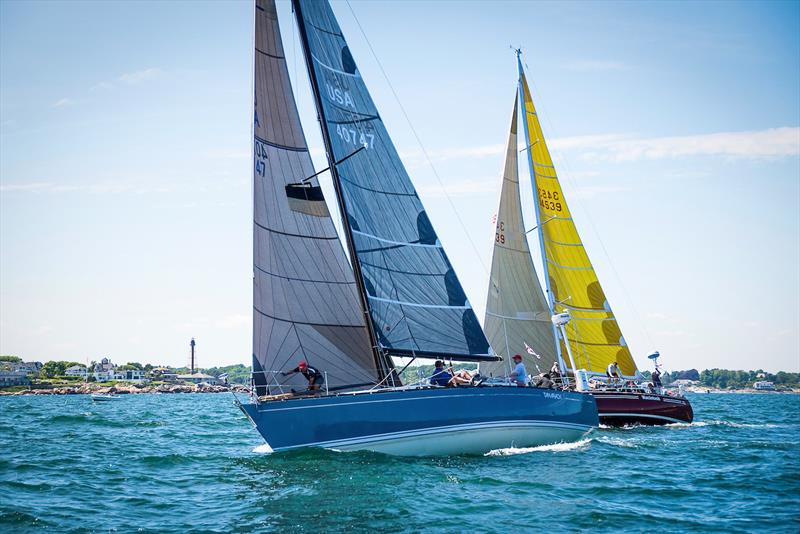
272, 420, 593, 451
600, 413, 686, 424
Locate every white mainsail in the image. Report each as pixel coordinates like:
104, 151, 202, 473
252, 0, 380, 393
482, 94, 558, 378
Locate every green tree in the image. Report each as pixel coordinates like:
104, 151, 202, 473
40, 361, 83, 378
0, 355, 22, 363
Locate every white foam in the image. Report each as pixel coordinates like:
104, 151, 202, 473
596, 436, 637, 448
252, 443, 274, 454
667, 420, 779, 429
485, 438, 591, 456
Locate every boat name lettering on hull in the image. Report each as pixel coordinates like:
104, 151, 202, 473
543, 392, 562, 400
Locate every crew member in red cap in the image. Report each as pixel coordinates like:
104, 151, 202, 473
510, 354, 527, 387
281, 360, 324, 392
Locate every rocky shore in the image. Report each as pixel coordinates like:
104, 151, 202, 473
0, 383, 251, 396
685, 386, 800, 394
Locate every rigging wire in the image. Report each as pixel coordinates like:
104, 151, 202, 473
523, 67, 655, 350
343, 0, 490, 276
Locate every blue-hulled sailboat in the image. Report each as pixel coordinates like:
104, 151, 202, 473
237, 0, 598, 456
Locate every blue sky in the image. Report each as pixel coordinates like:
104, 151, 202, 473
1, 0, 798, 373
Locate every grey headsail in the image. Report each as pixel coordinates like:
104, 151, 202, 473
293, 0, 496, 362
252, 0, 381, 394
482, 94, 558, 378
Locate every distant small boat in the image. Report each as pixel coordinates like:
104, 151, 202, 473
91, 394, 121, 402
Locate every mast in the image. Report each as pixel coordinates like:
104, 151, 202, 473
516, 52, 567, 375
291, 0, 393, 384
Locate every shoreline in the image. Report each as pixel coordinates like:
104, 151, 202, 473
685, 386, 799, 394
2, 384, 797, 396
0, 383, 250, 396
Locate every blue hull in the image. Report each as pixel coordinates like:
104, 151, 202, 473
240, 386, 598, 456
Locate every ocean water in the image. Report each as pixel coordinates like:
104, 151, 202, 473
1, 393, 798, 533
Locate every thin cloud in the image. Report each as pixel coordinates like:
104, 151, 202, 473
118, 68, 161, 85
89, 81, 113, 92
401, 128, 800, 166
52, 98, 73, 108
0, 181, 171, 194
562, 60, 629, 72
563, 127, 800, 162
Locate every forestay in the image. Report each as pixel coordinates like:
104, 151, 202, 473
294, 0, 494, 362
251, 0, 380, 394
518, 67, 638, 377
483, 95, 558, 378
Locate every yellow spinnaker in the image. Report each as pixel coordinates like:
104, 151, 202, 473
519, 71, 638, 377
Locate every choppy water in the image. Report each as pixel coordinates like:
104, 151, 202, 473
1, 392, 798, 533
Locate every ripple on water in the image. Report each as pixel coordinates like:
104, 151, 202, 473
0, 392, 798, 534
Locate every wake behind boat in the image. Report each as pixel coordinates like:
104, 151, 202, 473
238, 0, 597, 455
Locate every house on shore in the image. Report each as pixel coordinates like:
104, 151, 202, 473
65, 365, 88, 378
753, 381, 776, 391
0, 371, 30, 387
177, 373, 219, 385
151, 367, 178, 382
91, 358, 147, 382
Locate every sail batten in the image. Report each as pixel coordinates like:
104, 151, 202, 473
294, 0, 493, 362
518, 67, 638, 378
252, 0, 381, 393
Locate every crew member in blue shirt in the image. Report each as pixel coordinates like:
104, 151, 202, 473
430, 360, 452, 386
511, 354, 527, 387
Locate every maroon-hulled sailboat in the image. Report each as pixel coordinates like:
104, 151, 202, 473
481, 52, 693, 426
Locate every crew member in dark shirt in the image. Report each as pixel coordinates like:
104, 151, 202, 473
430, 360, 452, 386
652, 367, 663, 388
282, 361, 324, 391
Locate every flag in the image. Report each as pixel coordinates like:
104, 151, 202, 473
524, 342, 541, 359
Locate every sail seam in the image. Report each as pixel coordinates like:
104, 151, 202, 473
254, 219, 339, 240
367, 295, 470, 310
255, 47, 285, 60
310, 52, 360, 78
352, 229, 441, 248
304, 17, 343, 37
254, 263, 356, 285
546, 258, 593, 271
545, 237, 584, 247
570, 339, 625, 348
485, 311, 549, 321
360, 260, 444, 277
339, 176, 417, 197
254, 305, 365, 328
255, 134, 308, 152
